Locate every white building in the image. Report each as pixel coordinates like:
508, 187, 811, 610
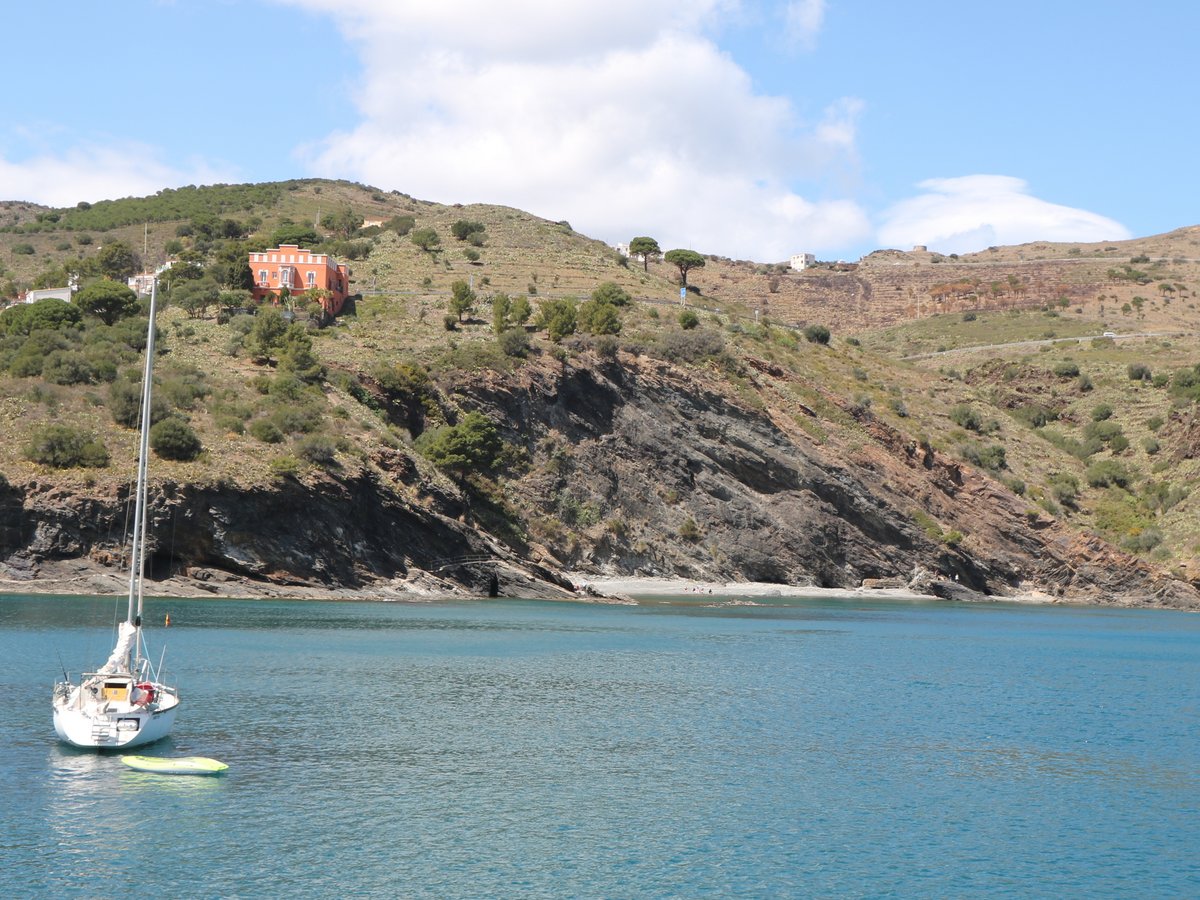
790, 253, 816, 271
22, 286, 72, 304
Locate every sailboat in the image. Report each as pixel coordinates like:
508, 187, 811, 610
52, 279, 181, 748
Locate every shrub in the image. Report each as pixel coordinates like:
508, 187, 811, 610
678, 518, 702, 542
1142, 437, 1160, 455
42, 351, 94, 385
269, 455, 302, 479
295, 434, 338, 466
497, 328, 530, 358
249, 418, 285, 443
1076, 373, 1093, 392
415, 410, 503, 478
678, 309, 700, 330
1147, 416, 1165, 432
1084, 420, 1124, 444
1091, 403, 1113, 422
1085, 459, 1131, 489
578, 298, 622, 335
1121, 529, 1163, 554
24, 425, 109, 468
1127, 363, 1152, 382
591, 282, 631, 307
1052, 361, 1080, 378
1013, 404, 1057, 428
803, 324, 831, 344
959, 442, 1006, 470
450, 220, 485, 241
950, 404, 983, 431
656, 328, 725, 364
149, 418, 202, 461
12, 243, 35, 255
1048, 472, 1080, 507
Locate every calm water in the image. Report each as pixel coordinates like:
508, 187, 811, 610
1, 593, 1197, 898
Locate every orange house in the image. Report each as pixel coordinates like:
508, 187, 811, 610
249, 244, 351, 316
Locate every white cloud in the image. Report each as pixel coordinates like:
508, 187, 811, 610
0, 141, 233, 208
878, 175, 1131, 255
784, 0, 826, 50
280, 0, 868, 260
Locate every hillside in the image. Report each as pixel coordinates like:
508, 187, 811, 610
1, 180, 1198, 607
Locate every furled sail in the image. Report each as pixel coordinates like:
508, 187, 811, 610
97, 621, 138, 675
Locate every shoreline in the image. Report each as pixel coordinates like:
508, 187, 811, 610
0, 560, 1154, 610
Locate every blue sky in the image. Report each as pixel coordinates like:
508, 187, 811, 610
3, 1, 1195, 262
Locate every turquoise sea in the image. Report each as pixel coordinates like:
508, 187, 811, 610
1, 592, 1197, 898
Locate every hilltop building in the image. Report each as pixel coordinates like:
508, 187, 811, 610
248, 244, 351, 316
790, 253, 816, 271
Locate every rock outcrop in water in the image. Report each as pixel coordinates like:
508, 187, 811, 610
2, 348, 1196, 610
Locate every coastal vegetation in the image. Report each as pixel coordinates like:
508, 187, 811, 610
1, 179, 1198, 601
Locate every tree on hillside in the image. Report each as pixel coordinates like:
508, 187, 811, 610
411, 227, 441, 254
450, 220, 486, 241
321, 207, 361, 240
578, 298, 621, 335
664, 249, 706, 288
95, 241, 140, 282
536, 297, 578, 342
173, 279, 220, 319
628, 236, 661, 272
165, 249, 206, 283
244, 307, 289, 364
74, 280, 139, 325
491, 292, 512, 335
0, 298, 82, 335
270, 222, 319, 247
278, 324, 325, 382
509, 294, 533, 327
449, 279, 476, 322
385, 215, 416, 236
416, 410, 503, 481
210, 242, 255, 290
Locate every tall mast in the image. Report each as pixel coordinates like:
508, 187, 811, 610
125, 279, 159, 636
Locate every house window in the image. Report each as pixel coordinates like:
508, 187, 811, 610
258, 269, 268, 285
279, 267, 292, 287
306, 271, 316, 288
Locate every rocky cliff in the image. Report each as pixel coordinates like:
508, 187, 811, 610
5, 347, 1194, 609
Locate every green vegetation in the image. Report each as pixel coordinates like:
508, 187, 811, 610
75, 281, 139, 325
1, 177, 1198, 577
149, 418, 202, 461
24, 425, 109, 468
627, 237, 661, 271
663, 249, 706, 287
416, 411, 504, 479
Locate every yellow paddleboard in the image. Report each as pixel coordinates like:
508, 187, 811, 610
121, 755, 228, 775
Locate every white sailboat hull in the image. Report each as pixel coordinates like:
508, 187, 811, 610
53, 685, 181, 750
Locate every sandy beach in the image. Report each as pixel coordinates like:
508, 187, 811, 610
570, 574, 939, 602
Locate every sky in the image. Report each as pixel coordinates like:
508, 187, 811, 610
3, 1, 1196, 262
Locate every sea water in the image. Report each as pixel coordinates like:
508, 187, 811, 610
1, 593, 1197, 898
